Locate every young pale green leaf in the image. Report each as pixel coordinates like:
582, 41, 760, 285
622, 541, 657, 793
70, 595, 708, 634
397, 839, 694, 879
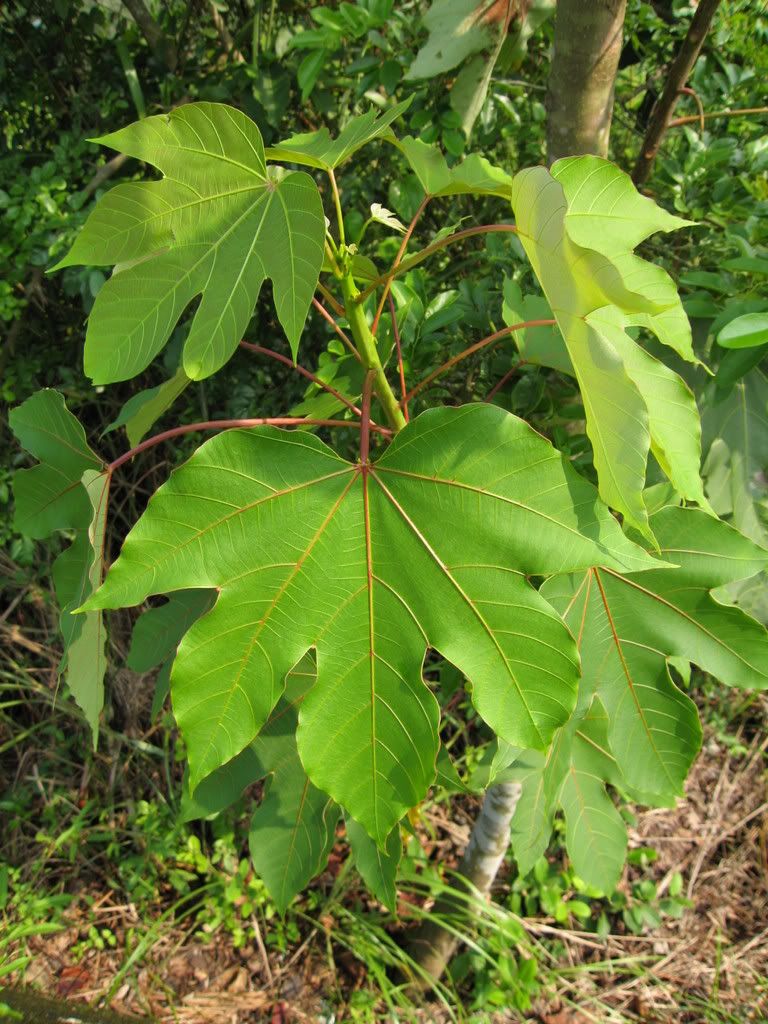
10, 391, 108, 740
395, 136, 514, 198
104, 366, 192, 447
82, 404, 657, 844
544, 505, 768, 798
370, 203, 406, 234
702, 368, 768, 621
501, 278, 572, 376
346, 816, 401, 911
264, 99, 412, 171
511, 156, 704, 539
57, 469, 110, 742
53, 103, 325, 379
405, 0, 498, 80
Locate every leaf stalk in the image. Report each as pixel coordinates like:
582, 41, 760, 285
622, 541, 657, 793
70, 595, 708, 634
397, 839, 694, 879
108, 417, 391, 473
357, 224, 519, 305
403, 319, 556, 406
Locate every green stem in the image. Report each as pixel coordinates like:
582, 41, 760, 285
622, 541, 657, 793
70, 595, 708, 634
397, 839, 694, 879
341, 274, 406, 432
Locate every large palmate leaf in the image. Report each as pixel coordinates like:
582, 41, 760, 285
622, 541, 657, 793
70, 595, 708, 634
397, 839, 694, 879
702, 367, 768, 621
543, 506, 768, 798
53, 103, 325, 380
10, 391, 108, 738
83, 404, 657, 844
265, 99, 411, 171
511, 505, 768, 888
510, 156, 705, 539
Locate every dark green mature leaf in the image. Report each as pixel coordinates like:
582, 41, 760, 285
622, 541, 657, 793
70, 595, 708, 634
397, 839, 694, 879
183, 657, 338, 911
513, 506, 768, 887
511, 157, 705, 540
510, 702, 627, 890
10, 391, 108, 739
248, 667, 339, 913
83, 404, 657, 844
105, 367, 191, 447
53, 103, 325, 380
10, 390, 102, 539
127, 589, 215, 673
717, 313, 768, 350
347, 816, 401, 910
265, 99, 411, 171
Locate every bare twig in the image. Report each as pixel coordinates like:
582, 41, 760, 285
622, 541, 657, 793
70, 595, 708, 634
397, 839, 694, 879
632, 0, 723, 185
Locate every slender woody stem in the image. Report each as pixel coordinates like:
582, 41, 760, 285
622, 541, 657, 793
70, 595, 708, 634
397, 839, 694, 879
357, 224, 518, 305
108, 417, 390, 473
668, 105, 768, 127
402, 319, 556, 407
239, 341, 363, 417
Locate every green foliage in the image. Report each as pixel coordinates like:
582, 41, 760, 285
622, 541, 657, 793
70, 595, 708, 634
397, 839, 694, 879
54, 103, 326, 379
9, 391, 108, 738
8, 79, 768, 928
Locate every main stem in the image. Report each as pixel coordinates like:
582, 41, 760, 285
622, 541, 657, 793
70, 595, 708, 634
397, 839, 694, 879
341, 273, 406, 432
410, 782, 523, 983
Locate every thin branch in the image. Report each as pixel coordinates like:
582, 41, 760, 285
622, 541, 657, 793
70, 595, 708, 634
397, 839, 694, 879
209, 0, 246, 63
311, 297, 361, 360
357, 224, 518, 305
109, 417, 390, 473
485, 365, 519, 402
668, 105, 768, 128
402, 320, 556, 407
632, 0, 723, 185
371, 195, 431, 336
388, 293, 409, 423
678, 86, 704, 132
239, 341, 363, 417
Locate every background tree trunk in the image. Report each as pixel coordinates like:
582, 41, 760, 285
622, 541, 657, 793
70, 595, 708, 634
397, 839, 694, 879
121, 0, 178, 72
546, 0, 628, 163
410, 781, 522, 983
